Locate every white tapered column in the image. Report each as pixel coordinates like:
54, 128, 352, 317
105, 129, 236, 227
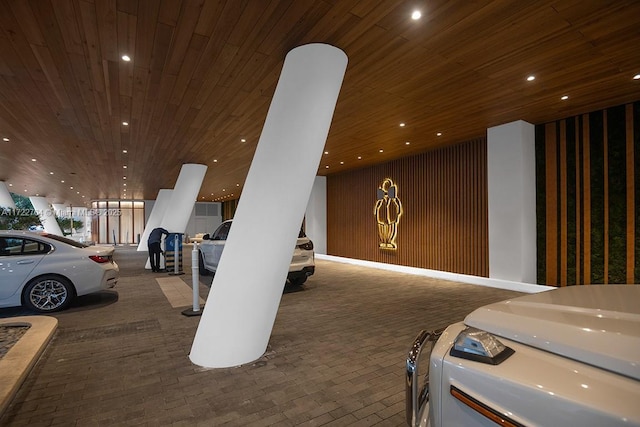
487, 120, 536, 283
0, 182, 16, 209
160, 163, 207, 233
137, 189, 173, 252
190, 43, 347, 368
29, 196, 63, 235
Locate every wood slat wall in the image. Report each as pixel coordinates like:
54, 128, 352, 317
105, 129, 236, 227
537, 101, 640, 286
327, 139, 488, 277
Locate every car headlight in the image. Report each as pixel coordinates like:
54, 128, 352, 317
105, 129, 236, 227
449, 327, 514, 365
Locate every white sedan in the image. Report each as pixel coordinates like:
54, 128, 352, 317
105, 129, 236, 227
0, 231, 119, 312
406, 285, 640, 427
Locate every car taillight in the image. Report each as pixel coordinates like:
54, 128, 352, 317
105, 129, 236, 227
298, 241, 314, 250
89, 255, 110, 263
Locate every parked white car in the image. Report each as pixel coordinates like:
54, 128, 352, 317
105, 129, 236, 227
0, 230, 119, 312
406, 285, 640, 427
198, 220, 315, 287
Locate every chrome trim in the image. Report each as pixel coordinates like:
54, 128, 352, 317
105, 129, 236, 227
405, 329, 443, 427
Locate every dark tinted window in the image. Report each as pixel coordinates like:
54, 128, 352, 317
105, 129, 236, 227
212, 222, 232, 241
0, 237, 50, 255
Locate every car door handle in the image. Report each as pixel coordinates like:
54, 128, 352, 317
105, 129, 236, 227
16, 260, 34, 265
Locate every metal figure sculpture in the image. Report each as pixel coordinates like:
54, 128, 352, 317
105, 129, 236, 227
374, 178, 403, 249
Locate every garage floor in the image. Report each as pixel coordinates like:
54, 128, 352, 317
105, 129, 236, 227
0, 247, 522, 426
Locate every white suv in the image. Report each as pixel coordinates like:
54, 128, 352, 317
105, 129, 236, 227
197, 220, 315, 287
405, 285, 640, 427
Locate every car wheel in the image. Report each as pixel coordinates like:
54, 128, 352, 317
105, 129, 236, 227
287, 276, 307, 287
23, 275, 74, 313
198, 251, 211, 276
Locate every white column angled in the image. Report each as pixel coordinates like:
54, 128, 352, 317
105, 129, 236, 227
190, 43, 348, 368
487, 120, 536, 283
29, 196, 63, 236
0, 181, 16, 209
160, 163, 207, 233
137, 189, 173, 252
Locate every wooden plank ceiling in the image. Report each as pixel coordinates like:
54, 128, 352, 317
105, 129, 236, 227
0, 0, 639, 205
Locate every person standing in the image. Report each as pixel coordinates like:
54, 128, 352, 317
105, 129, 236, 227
148, 227, 169, 272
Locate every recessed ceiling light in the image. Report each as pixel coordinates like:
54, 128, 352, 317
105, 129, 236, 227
340, 161, 344, 165
61, 180, 65, 183
123, 176, 127, 179
325, 165, 329, 168
23, 189, 27, 192
70, 186, 74, 189
527, 75, 536, 81
76, 191, 80, 194
399, 123, 405, 127
122, 55, 131, 62
561, 95, 569, 100
123, 149, 127, 153
379, 149, 384, 153
49, 172, 54, 175
123, 183, 127, 187
411, 10, 422, 20
241, 138, 246, 143
2, 137, 8, 142
122, 121, 129, 126
123, 165, 127, 168
405, 141, 410, 145
213, 159, 217, 163
358, 156, 362, 160
324, 151, 329, 155
236, 183, 240, 187
31, 158, 37, 162
436, 132, 442, 136
634, 74, 640, 80
8, 183, 12, 187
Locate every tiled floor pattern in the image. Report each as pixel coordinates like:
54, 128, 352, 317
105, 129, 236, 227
0, 247, 522, 426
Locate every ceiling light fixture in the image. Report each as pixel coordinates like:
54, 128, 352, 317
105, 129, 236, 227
405, 141, 410, 145
561, 95, 569, 100
123, 149, 127, 153
634, 74, 640, 80
49, 172, 54, 175
61, 180, 65, 183
122, 55, 131, 62
31, 158, 37, 162
241, 138, 246, 142
123, 165, 127, 168
324, 151, 329, 155
325, 165, 329, 168
399, 123, 405, 127
340, 161, 344, 165
411, 10, 422, 20
122, 121, 129, 126
213, 159, 218, 163
527, 75, 536, 81
123, 176, 127, 179
379, 149, 384, 153
358, 156, 362, 160
2, 137, 8, 142
437, 132, 442, 136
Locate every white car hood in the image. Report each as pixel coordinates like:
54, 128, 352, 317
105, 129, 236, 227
465, 285, 640, 381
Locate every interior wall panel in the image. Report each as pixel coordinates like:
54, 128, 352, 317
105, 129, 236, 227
327, 139, 488, 277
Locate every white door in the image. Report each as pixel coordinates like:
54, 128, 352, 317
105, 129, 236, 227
0, 237, 47, 300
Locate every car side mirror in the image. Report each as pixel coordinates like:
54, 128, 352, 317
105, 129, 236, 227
202, 233, 210, 240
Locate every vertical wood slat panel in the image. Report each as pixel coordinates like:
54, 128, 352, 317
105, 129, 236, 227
545, 123, 558, 286
326, 138, 488, 277
626, 104, 635, 284
560, 120, 568, 286
575, 119, 582, 285
583, 114, 592, 285
603, 112, 609, 284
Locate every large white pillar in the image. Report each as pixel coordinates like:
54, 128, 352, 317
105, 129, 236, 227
190, 44, 347, 368
487, 120, 536, 283
29, 196, 63, 235
0, 182, 16, 209
160, 163, 207, 233
305, 176, 327, 254
137, 189, 173, 252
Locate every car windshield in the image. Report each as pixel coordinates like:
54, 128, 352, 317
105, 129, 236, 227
40, 233, 89, 248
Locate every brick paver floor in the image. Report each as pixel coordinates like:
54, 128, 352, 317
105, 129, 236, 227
0, 246, 522, 426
